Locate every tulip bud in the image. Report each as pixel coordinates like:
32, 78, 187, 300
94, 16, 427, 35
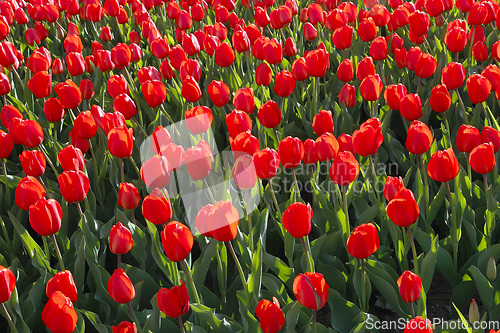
0, 265, 15, 303
46, 270, 78, 303
293, 272, 329, 311
42, 291, 78, 333
161, 221, 193, 262
157, 280, 190, 318
397, 270, 422, 303
118, 183, 141, 210
107, 268, 135, 304
487, 256, 497, 282
347, 223, 380, 259
282, 202, 313, 238
112, 321, 137, 333
255, 297, 285, 333
469, 299, 480, 324
109, 222, 134, 255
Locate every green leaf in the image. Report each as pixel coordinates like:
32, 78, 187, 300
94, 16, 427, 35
452, 303, 473, 333
328, 288, 363, 333
80, 310, 109, 333
146, 220, 177, 286
469, 265, 494, 311
192, 238, 217, 290
248, 239, 262, 296
190, 304, 243, 333
262, 253, 294, 286
283, 300, 301, 330
358, 203, 381, 224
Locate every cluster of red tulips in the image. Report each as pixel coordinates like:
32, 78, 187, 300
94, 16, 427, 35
0, 0, 500, 330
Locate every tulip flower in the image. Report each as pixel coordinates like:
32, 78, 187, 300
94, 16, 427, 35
46, 270, 78, 303
360, 74, 383, 102
274, 70, 296, 98
28, 71, 51, 98
255, 298, 285, 333
315, 133, 339, 162
208, 80, 230, 107
332, 25, 353, 50
282, 202, 313, 238
231, 132, 261, 158
427, 148, 459, 183
258, 101, 281, 129
358, 17, 378, 42
232, 154, 257, 190
467, 74, 491, 104
384, 84, 408, 111
109, 222, 134, 255
469, 143, 495, 175
29, 198, 62, 237
406, 121, 433, 155
329, 151, 360, 186
353, 118, 383, 156
356, 57, 376, 82
346, 223, 380, 259
429, 85, 451, 113
278, 137, 304, 169
113, 94, 138, 120
292, 57, 309, 81
305, 46, 329, 78
312, 110, 334, 136
206, 200, 240, 242
397, 270, 422, 303
1, 105, 22, 128
386, 189, 420, 227
55, 80, 81, 109
42, 291, 78, 333
142, 189, 173, 225
185, 141, 214, 181
108, 126, 134, 159
255, 63, 273, 86
13, 119, 44, 148
384, 176, 405, 202
0, 265, 15, 303
118, 183, 141, 211
73, 111, 97, 140
293, 272, 329, 311
140, 155, 171, 189
441, 62, 466, 90
233, 87, 255, 114
58, 170, 90, 203
108, 269, 135, 304
415, 54, 436, 79
339, 84, 356, 108
19, 150, 46, 177
157, 280, 190, 318
185, 106, 213, 135
337, 59, 354, 82
43, 98, 65, 123
400, 94, 422, 122
403, 317, 432, 333
338, 134, 355, 155
15, 176, 46, 210
112, 322, 137, 333
142, 80, 167, 108
456, 125, 481, 153
161, 221, 193, 262
182, 76, 202, 102
481, 126, 500, 152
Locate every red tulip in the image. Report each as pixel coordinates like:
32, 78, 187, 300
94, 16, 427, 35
141, 155, 171, 189
278, 136, 304, 169
142, 189, 172, 225
384, 84, 407, 111
386, 188, 420, 227
467, 74, 491, 104
109, 222, 134, 255
406, 121, 433, 155
28, 71, 51, 98
58, 170, 90, 203
215, 42, 235, 67
305, 46, 329, 78
0, 265, 15, 303
46, 270, 78, 303
370, 36, 388, 61
338, 133, 355, 155
157, 280, 190, 318
185, 106, 213, 135
274, 70, 296, 98
55, 80, 81, 109
329, 151, 360, 186
118, 183, 141, 210
359, 17, 378, 42
441, 62, 466, 90
456, 124, 481, 153
291, 57, 309, 81
312, 109, 334, 136
108, 75, 129, 99
19, 150, 46, 177
384, 176, 405, 202
0, 130, 12, 159
231, 132, 261, 158
1, 105, 22, 128
430, 85, 451, 113
360, 74, 383, 101
108, 126, 133, 159
42, 291, 78, 333
409, 11, 430, 36
427, 148, 459, 182
293, 273, 329, 311
415, 53, 436, 79
232, 154, 257, 189
315, 133, 339, 161
73, 111, 97, 140
337, 59, 354, 82
400, 94, 422, 121
346, 223, 380, 259
161, 221, 193, 262
339, 84, 356, 108
108, 268, 135, 304
233, 87, 255, 114
226, 110, 252, 139
253, 148, 281, 179
142, 80, 167, 108
28, 198, 62, 237
205, 200, 239, 242
255, 297, 285, 333
284, 37, 297, 57
397, 271, 422, 303
404, 317, 432, 333
469, 143, 495, 174
182, 76, 202, 102
15, 176, 46, 210
258, 101, 281, 129
112, 322, 137, 333
255, 63, 273, 86
185, 141, 214, 181
353, 118, 383, 156
445, 25, 467, 53
208, 80, 230, 107
332, 25, 353, 50
283, 202, 313, 238
481, 126, 500, 152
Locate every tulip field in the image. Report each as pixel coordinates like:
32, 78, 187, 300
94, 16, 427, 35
3, 0, 500, 331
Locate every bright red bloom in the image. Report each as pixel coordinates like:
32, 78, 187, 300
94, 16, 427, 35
312, 110, 334, 136
142, 80, 167, 108
406, 121, 432, 155
352, 118, 383, 156
185, 106, 213, 134
19, 150, 46, 177
430, 85, 451, 113
469, 143, 495, 174
293, 273, 329, 311
208, 80, 230, 107
384, 176, 405, 202
255, 297, 285, 333
397, 271, 422, 303
161, 221, 193, 261
329, 151, 360, 186
427, 148, 459, 182
206, 200, 240, 242
456, 124, 481, 153
258, 101, 281, 129
58, 170, 90, 203
253, 148, 281, 179
107, 269, 135, 304
157, 280, 190, 318
386, 188, 420, 227
346, 223, 380, 259
118, 183, 141, 210
467, 74, 491, 104
42, 291, 78, 333
185, 141, 213, 181
360, 74, 383, 101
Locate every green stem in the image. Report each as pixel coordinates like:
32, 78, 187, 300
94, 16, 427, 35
128, 156, 141, 179
127, 302, 143, 333
312, 76, 318, 120
77, 202, 84, 218
268, 179, 282, 221
40, 147, 59, 178
301, 237, 314, 273
312, 310, 317, 333
291, 168, 300, 202
181, 260, 201, 304
178, 316, 185, 333
227, 241, 248, 292
407, 226, 419, 275
361, 259, 367, 312
2, 160, 10, 205
342, 185, 350, 241
484, 174, 491, 248
369, 156, 380, 202
43, 236, 50, 261
442, 113, 452, 148
131, 117, 148, 137
50, 234, 65, 271
203, 179, 216, 204
244, 190, 254, 252
445, 182, 458, 270
120, 158, 125, 184
420, 155, 429, 220
410, 302, 415, 318
1, 303, 18, 333
117, 254, 121, 269
455, 90, 468, 125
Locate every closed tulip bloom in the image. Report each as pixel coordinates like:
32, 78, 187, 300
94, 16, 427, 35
406, 121, 433, 155
284, 37, 297, 57
55, 80, 81, 110
430, 85, 451, 113
315, 133, 339, 161
293, 273, 329, 311
278, 137, 304, 169
400, 94, 422, 121
441, 62, 466, 90
282, 202, 313, 238
445, 25, 467, 53
112, 322, 137, 333
185, 106, 213, 135
108, 268, 135, 304
103, 112, 127, 136
58, 170, 90, 203
118, 183, 141, 210
254, 148, 281, 179
415, 54, 436, 79
42, 291, 78, 333
161, 221, 193, 262
215, 42, 235, 68
312, 110, 334, 136
337, 59, 354, 82
467, 74, 491, 104
157, 280, 190, 318
274, 70, 296, 98
1, 105, 22, 128
142, 190, 172, 225
206, 200, 239, 242
233, 87, 255, 114
232, 154, 257, 189
142, 80, 167, 108
28, 71, 51, 98
356, 57, 376, 82
384, 176, 405, 201
108, 126, 133, 159
360, 74, 383, 101
15, 176, 46, 210
255, 297, 285, 333
185, 141, 213, 181
481, 126, 500, 152
329, 151, 360, 186
338, 134, 355, 155
384, 84, 407, 111
182, 76, 202, 103
0, 265, 15, 303
20, 119, 45, 148
256, 63, 273, 86
66, 52, 85, 77
19, 150, 46, 177
346, 223, 380, 259
263, 39, 283, 65
231, 132, 261, 158
109, 222, 134, 255
0, 130, 12, 159
232, 30, 250, 53
141, 155, 171, 189
370, 36, 389, 61
359, 17, 378, 42
195, 204, 213, 237
469, 143, 495, 174
386, 188, 420, 227
404, 317, 432, 333
482, 65, 500, 92
427, 148, 459, 182
305, 46, 329, 78
113, 94, 137, 120
397, 271, 422, 303
332, 25, 353, 50
456, 125, 481, 153
108, 75, 129, 99
353, 118, 383, 156
28, 198, 62, 237
339, 84, 356, 108
80, 79, 94, 100
409, 11, 430, 36
258, 101, 281, 129
43, 98, 65, 123
208, 80, 230, 107
46, 271, 78, 303
226, 110, 252, 139
291, 57, 309, 81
